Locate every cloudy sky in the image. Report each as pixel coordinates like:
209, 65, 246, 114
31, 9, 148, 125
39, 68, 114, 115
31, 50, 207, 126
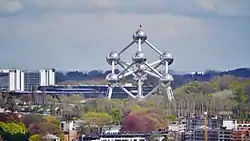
0, 0, 249, 72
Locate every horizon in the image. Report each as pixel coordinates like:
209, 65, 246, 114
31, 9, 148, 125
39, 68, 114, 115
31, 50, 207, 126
2, 67, 250, 74
0, 1, 250, 71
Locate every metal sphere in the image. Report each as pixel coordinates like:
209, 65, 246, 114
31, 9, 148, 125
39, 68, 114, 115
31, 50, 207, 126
160, 52, 174, 65
106, 51, 120, 65
132, 51, 147, 64
105, 73, 119, 84
132, 76, 139, 81
133, 29, 147, 41
132, 75, 146, 82
135, 64, 147, 72
135, 71, 145, 77
160, 74, 174, 84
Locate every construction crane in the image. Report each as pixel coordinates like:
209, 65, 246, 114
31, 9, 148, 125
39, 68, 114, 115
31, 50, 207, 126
204, 112, 208, 141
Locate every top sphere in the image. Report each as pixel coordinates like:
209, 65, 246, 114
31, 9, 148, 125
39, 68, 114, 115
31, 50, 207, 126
133, 29, 147, 41
160, 52, 174, 65
106, 51, 120, 65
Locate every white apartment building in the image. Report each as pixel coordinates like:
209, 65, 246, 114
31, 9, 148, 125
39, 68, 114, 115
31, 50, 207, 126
0, 69, 55, 91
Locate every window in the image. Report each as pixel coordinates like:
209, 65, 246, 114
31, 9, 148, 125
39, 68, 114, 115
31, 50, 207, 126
60, 123, 64, 130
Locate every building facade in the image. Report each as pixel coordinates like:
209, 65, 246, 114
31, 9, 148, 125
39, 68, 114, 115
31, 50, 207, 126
0, 69, 55, 91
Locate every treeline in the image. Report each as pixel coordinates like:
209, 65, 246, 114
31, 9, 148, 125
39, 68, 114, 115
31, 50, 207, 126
55, 68, 250, 88
0, 113, 65, 141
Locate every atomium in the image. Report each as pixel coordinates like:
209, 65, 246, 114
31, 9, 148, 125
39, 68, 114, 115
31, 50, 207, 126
106, 51, 120, 65
105, 25, 175, 101
160, 52, 174, 65
133, 28, 147, 42
132, 51, 147, 64
106, 73, 119, 84
160, 74, 174, 84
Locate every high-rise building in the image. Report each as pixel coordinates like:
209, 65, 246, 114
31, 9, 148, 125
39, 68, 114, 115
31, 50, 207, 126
0, 69, 55, 91
39, 69, 55, 86
9, 69, 24, 91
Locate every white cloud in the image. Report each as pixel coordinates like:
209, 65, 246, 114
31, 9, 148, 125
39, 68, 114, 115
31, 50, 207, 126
2, 0, 248, 16
197, 0, 250, 16
0, 12, 215, 70
0, 0, 22, 15
0, 0, 249, 71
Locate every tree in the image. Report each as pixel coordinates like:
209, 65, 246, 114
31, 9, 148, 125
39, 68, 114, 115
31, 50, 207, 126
29, 122, 64, 140
0, 135, 3, 141
120, 114, 146, 132
84, 112, 113, 126
84, 111, 113, 133
28, 134, 41, 141
0, 113, 20, 122
44, 116, 60, 127
21, 114, 44, 128
0, 122, 28, 141
5, 96, 20, 112
110, 108, 123, 125
211, 75, 238, 91
20, 94, 33, 104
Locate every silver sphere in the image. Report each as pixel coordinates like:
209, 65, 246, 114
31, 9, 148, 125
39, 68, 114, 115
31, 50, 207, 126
106, 73, 119, 84
133, 29, 147, 41
106, 51, 120, 65
132, 76, 146, 82
160, 52, 174, 65
135, 71, 145, 77
132, 51, 147, 64
135, 64, 147, 72
132, 76, 139, 81
160, 74, 174, 84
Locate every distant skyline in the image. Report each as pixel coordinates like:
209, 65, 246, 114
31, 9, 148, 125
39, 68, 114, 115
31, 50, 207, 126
0, 0, 250, 72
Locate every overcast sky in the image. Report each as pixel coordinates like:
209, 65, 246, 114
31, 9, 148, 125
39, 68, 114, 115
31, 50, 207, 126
0, 0, 249, 72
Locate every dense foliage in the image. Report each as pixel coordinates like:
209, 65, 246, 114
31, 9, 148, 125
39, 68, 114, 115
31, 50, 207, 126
0, 74, 250, 138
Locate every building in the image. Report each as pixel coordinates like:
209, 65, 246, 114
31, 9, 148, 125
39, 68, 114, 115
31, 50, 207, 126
183, 116, 223, 141
80, 133, 150, 141
219, 129, 233, 141
60, 120, 83, 141
0, 69, 55, 91
42, 134, 60, 141
23, 69, 55, 91
222, 120, 237, 130
232, 130, 248, 141
9, 69, 24, 91
60, 120, 83, 131
36, 85, 154, 98
183, 127, 220, 141
186, 116, 222, 131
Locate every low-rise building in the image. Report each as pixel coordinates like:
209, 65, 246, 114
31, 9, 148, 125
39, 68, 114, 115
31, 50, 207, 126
80, 133, 150, 141
42, 134, 60, 141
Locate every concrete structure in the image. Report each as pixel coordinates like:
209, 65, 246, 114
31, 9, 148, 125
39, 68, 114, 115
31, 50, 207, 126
43, 134, 60, 141
186, 116, 222, 131
0, 69, 55, 91
232, 130, 248, 141
105, 25, 174, 101
9, 69, 24, 91
223, 120, 237, 130
36, 85, 154, 98
60, 120, 83, 131
183, 118, 250, 140
40, 69, 55, 86
80, 134, 149, 141
219, 129, 233, 140
184, 116, 223, 141
102, 125, 121, 134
